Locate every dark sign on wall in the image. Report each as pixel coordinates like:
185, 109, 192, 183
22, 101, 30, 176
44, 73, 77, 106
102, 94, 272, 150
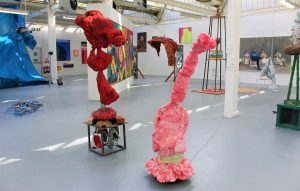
56, 39, 71, 61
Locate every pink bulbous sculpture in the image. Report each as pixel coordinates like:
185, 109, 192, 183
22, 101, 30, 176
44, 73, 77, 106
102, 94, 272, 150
145, 33, 216, 183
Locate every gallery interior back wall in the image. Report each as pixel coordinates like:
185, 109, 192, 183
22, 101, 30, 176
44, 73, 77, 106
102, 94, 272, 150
30, 30, 88, 77
134, 9, 297, 86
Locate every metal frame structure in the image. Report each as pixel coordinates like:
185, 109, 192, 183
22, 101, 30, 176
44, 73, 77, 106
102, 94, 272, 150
87, 123, 127, 157
197, 10, 227, 95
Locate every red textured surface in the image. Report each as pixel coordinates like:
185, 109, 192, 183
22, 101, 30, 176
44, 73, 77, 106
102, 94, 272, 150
148, 37, 179, 66
93, 134, 102, 148
75, 10, 125, 105
192, 88, 225, 95
92, 107, 117, 120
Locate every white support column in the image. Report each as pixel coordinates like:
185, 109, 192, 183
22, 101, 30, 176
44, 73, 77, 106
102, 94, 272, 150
224, 0, 241, 118
48, 4, 57, 83
103, 0, 113, 7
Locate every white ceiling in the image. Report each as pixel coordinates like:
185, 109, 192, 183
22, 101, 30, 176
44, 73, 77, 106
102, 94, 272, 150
0, 0, 298, 26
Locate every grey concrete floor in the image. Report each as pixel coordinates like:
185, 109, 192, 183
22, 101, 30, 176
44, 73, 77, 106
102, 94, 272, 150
0, 76, 300, 191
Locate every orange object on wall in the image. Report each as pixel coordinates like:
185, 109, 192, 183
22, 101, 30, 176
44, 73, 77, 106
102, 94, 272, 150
73, 49, 79, 57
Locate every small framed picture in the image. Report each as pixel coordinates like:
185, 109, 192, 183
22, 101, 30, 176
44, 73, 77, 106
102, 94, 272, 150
73, 49, 79, 57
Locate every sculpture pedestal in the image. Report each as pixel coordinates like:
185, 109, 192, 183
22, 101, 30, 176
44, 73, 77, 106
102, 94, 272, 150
87, 122, 126, 156
276, 54, 300, 130
276, 103, 300, 131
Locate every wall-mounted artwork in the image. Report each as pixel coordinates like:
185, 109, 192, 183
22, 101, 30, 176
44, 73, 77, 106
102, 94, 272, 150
63, 62, 74, 68
107, 21, 133, 84
132, 46, 139, 78
176, 45, 184, 76
56, 39, 71, 61
239, 36, 291, 73
73, 49, 79, 57
137, 32, 147, 52
179, 27, 192, 44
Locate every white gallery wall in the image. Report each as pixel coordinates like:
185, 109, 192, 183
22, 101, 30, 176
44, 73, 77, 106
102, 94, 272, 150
28, 7, 297, 86
134, 8, 298, 85
30, 29, 87, 77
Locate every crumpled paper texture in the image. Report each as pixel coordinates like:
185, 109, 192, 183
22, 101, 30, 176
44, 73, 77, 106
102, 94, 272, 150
76, 10, 125, 105
145, 33, 216, 183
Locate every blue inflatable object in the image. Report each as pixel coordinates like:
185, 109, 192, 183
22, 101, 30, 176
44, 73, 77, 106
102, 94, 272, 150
0, 5, 47, 89
17, 27, 37, 50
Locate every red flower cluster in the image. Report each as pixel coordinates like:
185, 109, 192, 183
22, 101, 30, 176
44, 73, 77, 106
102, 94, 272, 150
75, 10, 125, 105
92, 107, 117, 120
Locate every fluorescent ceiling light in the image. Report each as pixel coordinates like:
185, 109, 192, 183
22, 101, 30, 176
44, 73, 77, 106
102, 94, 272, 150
31, 24, 41, 28
63, 15, 76, 20
75, 28, 84, 33
41, 26, 48, 31
56, 26, 64, 31
280, 0, 295, 9
65, 27, 77, 33
0, 7, 28, 15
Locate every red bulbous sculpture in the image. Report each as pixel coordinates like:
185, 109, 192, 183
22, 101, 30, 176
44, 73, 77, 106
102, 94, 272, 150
76, 10, 125, 105
148, 37, 179, 66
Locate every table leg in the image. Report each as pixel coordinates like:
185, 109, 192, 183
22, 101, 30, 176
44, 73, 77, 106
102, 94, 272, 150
87, 125, 91, 150
123, 124, 126, 149
101, 129, 105, 156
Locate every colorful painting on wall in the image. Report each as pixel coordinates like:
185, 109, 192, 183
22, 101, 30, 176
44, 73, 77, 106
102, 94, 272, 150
176, 45, 184, 76
132, 46, 139, 78
239, 36, 290, 73
179, 27, 192, 44
107, 21, 134, 84
137, 32, 147, 52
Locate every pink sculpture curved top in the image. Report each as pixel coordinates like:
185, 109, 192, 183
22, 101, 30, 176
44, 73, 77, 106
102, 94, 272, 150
145, 33, 216, 183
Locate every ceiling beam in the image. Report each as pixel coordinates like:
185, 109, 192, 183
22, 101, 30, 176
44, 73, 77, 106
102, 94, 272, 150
0, 0, 19, 4
199, 0, 223, 7
28, 18, 75, 26
117, 5, 159, 15
220, 0, 227, 13
114, 1, 160, 15
149, 0, 216, 16
156, 4, 166, 23
125, 15, 158, 25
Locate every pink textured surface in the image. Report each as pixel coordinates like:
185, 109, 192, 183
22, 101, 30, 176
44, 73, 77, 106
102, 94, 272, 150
171, 33, 216, 104
145, 33, 216, 183
145, 157, 194, 183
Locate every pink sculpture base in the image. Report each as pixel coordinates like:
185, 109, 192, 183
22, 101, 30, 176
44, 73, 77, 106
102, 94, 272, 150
145, 157, 194, 183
